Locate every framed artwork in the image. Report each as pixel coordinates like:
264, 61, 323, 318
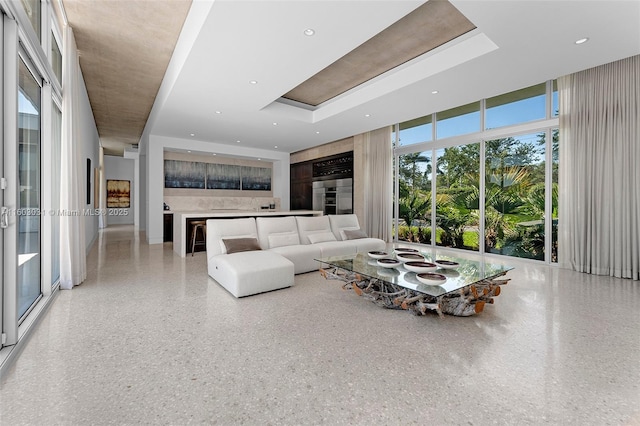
241, 166, 271, 191
207, 163, 241, 189
164, 160, 206, 188
106, 179, 130, 208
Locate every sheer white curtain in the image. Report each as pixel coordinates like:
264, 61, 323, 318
558, 55, 639, 280
59, 26, 87, 289
363, 127, 392, 241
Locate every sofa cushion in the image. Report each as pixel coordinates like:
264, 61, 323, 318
329, 214, 361, 241
208, 250, 294, 298
308, 232, 337, 244
296, 215, 333, 245
207, 218, 258, 256
270, 244, 323, 274
222, 237, 261, 254
268, 232, 300, 248
343, 229, 368, 240
256, 216, 300, 249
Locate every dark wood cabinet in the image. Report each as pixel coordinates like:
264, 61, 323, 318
290, 162, 313, 210
290, 152, 353, 211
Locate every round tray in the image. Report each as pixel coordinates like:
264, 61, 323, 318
404, 261, 438, 273
395, 253, 426, 263
435, 260, 460, 269
368, 251, 388, 259
416, 272, 447, 286
377, 258, 401, 268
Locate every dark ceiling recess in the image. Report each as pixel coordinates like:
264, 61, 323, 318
282, 0, 476, 107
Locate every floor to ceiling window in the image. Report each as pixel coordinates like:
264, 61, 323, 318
393, 81, 559, 263
435, 143, 480, 252
17, 57, 42, 319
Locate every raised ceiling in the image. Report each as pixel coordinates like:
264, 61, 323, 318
63, 1, 640, 156
62, 0, 191, 156
282, 0, 475, 107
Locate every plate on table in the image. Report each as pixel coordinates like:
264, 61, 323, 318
377, 258, 401, 268
416, 272, 447, 286
404, 261, 438, 273
394, 247, 420, 254
435, 260, 460, 269
395, 253, 425, 263
368, 251, 388, 259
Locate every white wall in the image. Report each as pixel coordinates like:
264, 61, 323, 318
144, 135, 290, 244
78, 68, 100, 252
104, 155, 135, 225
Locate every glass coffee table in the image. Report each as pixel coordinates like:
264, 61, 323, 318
316, 250, 513, 317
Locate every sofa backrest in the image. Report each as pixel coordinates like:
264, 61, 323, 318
328, 214, 361, 241
295, 215, 336, 245
206, 218, 258, 256
255, 216, 300, 249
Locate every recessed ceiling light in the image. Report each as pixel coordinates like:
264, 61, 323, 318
575, 37, 589, 45
304, 28, 315, 36
274, 146, 278, 149
249, 80, 257, 84
316, 131, 320, 134
190, 133, 195, 137
212, 153, 217, 156
364, 114, 371, 117
215, 111, 221, 114
187, 150, 191, 153
273, 122, 278, 126
431, 90, 439, 94
236, 140, 240, 143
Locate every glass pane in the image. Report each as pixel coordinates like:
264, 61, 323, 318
51, 33, 62, 83
551, 128, 559, 262
397, 151, 432, 243
484, 133, 545, 260
436, 102, 480, 139
52, 104, 62, 284
485, 83, 546, 129
399, 115, 432, 146
552, 80, 558, 117
20, 0, 41, 40
435, 143, 480, 251
18, 60, 42, 318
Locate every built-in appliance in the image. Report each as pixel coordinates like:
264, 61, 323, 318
312, 178, 353, 215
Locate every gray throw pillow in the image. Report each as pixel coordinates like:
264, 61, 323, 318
343, 229, 368, 240
223, 237, 262, 254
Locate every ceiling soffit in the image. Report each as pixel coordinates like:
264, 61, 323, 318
62, 0, 191, 156
282, 0, 475, 107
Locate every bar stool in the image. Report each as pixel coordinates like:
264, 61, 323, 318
189, 220, 207, 256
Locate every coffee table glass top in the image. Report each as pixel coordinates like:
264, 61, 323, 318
316, 249, 513, 297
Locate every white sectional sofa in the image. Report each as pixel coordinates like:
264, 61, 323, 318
206, 214, 385, 297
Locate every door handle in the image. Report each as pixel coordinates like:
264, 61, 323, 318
1, 207, 8, 228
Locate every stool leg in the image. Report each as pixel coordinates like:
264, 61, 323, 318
191, 226, 197, 256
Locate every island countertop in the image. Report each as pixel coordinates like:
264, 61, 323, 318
172, 210, 323, 257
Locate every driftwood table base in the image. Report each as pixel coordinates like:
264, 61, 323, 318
319, 267, 510, 317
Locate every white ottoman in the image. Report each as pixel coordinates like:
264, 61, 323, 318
208, 250, 294, 298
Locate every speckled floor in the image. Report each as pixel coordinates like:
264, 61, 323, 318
1, 225, 639, 425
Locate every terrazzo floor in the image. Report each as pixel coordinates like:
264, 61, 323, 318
1, 225, 639, 425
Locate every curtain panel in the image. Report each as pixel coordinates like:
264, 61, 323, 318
59, 26, 87, 289
558, 55, 639, 280
363, 127, 393, 241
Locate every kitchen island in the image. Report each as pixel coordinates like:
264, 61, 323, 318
172, 209, 322, 257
